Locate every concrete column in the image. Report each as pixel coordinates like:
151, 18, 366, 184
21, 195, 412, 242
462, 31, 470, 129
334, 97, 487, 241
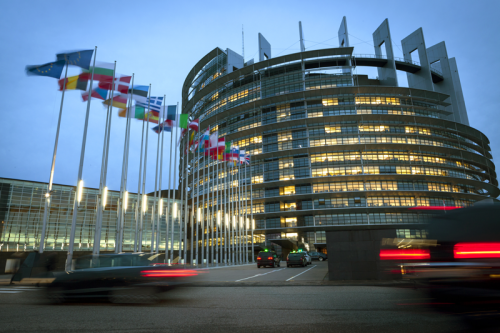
401, 28, 433, 91
372, 19, 398, 87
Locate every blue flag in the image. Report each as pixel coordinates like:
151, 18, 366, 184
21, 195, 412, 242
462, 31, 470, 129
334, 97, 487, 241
152, 121, 172, 133
137, 96, 163, 112
56, 50, 94, 70
167, 105, 177, 120
26, 60, 65, 79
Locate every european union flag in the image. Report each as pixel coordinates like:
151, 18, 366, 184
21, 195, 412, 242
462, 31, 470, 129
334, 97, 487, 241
56, 49, 94, 70
26, 60, 65, 79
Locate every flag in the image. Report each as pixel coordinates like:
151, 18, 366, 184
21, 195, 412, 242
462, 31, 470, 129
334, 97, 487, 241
82, 87, 108, 101
56, 50, 94, 69
26, 60, 65, 79
118, 107, 159, 124
103, 94, 128, 109
189, 118, 199, 132
189, 131, 195, 146
136, 96, 164, 112
128, 85, 149, 104
118, 106, 145, 119
239, 149, 246, 164
178, 114, 189, 129
84, 61, 114, 81
98, 75, 131, 94
229, 146, 240, 161
58, 74, 89, 91
243, 153, 250, 165
198, 128, 210, 153
166, 105, 177, 120
152, 121, 172, 133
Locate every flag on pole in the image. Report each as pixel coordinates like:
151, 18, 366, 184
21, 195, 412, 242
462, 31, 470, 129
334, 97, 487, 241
136, 96, 164, 112
26, 60, 65, 78
166, 105, 177, 120
239, 150, 246, 164
178, 114, 189, 129
98, 75, 131, 94
198, 128, 210, 152
56, 50, 94, 69
82, 87, 108, 101
212, 138, 225, 160
243, 153, 250, 165
188, 118, 199, 132
128, 85, 149, 104
83, 61, 114, 81
103, 94, 128, 109
152, 121, 172, 133
118, 106, 146, 119
58, 74, 89, 91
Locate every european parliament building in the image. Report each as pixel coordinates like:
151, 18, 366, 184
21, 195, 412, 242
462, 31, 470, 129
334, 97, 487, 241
1, 18, 498, 260
181, 18, 498, 256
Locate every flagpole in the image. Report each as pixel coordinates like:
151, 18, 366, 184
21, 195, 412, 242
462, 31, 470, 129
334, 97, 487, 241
180, 126, 189, 263
237, 157, 242, 264
195, 126, 201, 266
165, 109, 174, 262
232, 157, 236, 264
223, 158, 228, 266
244, 160, 248, 263
201, 128, 206, 267
93, 60, 116, 257
152, 93, 161, 254
118, 82, 135, 253
216, 156, 219, 266
138, 84, 151, 253
65, 46, 97, 271
184, 122, 192, 265
116, 75, 134, 254
157, 96, 166, 254
189, 133, 195, 265
40, 62, 69, 253
210, 152, 215, 266
250, 154, 254, 262
170, 102, 180, 264
135, 116, 146, 252
205, 147, 210, 268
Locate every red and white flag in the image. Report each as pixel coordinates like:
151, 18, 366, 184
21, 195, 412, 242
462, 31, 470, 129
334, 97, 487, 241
98, 75, 131, 94
188, 118, 199, 132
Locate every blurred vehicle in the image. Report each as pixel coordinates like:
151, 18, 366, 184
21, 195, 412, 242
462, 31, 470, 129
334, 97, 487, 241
257, 250, 280, 268
390, 204, 500, 302
45, 253, 199, 303
287, 252, 307, 267
309, 251, 327, 261
300, 251, 312, 265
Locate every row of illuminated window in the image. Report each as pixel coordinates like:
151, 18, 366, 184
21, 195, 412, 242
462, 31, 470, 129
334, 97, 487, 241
255, 212, 433, 229
249, 166, 480, 184
252, 197, 474, 213
250, 181, 482, 198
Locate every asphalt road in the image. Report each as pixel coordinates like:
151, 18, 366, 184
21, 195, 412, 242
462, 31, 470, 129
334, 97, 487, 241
0, 262, 499, 332
200, 261, 328, 283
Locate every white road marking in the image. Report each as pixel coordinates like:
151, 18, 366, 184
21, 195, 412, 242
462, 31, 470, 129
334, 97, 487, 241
0, 291, 23, 293
285, 265, 316, 281
235, 268, 286, 282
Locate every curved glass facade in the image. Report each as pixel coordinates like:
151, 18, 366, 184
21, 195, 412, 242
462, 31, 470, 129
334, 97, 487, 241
182, 46, 498, 254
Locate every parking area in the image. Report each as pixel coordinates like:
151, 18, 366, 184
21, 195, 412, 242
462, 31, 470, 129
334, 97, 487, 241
199, 261, 328, 283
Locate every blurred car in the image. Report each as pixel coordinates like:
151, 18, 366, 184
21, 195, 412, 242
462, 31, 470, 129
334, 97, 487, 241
287, 252, 307, 267
45, 253, 199, 303
300, 251, 312, 265
309, 251, 327, 261
257, 251, 280, 268
392, 204, 500, 302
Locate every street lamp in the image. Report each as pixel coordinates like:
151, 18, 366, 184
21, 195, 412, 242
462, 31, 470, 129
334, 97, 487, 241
102, 186, 108, 209
77, 180, 84, 205
123, 191, 129, 211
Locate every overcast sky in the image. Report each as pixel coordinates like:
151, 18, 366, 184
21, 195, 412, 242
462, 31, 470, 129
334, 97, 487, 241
1, 0, 499, 194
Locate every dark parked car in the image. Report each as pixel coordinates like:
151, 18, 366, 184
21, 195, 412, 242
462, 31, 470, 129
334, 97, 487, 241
309, 251, 328, 261
46, 253, 199, 303
257, 251, 280, 268
287, 252, 307, 267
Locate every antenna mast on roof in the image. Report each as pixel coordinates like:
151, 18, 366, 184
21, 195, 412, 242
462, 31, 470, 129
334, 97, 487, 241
242, 24, 245, 62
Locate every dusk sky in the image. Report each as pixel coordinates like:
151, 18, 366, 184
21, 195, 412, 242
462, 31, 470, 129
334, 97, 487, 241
1, 0, 499, 194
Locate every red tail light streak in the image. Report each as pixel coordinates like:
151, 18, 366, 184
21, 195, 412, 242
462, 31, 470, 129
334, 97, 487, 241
140, 269, 198, 277
380, 249, 430, 260
454, 243, 500, 259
